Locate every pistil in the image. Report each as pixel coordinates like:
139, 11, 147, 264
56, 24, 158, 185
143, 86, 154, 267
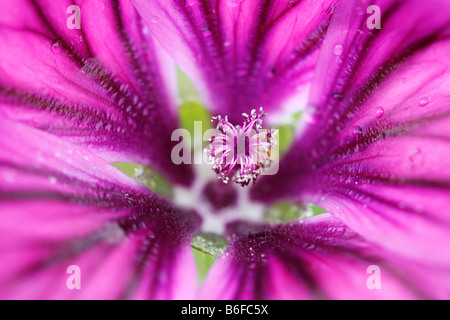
205, 108, 278, 187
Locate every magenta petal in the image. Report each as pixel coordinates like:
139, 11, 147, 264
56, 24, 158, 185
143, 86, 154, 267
253, 0, 450, 264
0, 0, 192, 185
198, 215, 450, 299
0, 119, 200, 299
132, 0, 337, 122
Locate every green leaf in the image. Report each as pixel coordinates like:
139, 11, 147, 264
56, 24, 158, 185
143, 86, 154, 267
111, 162, 140, 178
310, 204, 328, 216
192, 248, 216, 284
177, 67, 200, 101
275, 111, 302, 156
134, 166, 173, 199
177, 67, 211, 150
191, 232, 227, 284
112, 163, 173, 199
191, 232, 227, 258
179, 101, 211, 136
264, 201, 307, 223
276, 124, 294, 156
264, 201, 328, 223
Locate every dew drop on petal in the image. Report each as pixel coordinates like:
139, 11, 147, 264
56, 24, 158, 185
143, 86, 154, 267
51, 40, 61, 53
332, 93, 343, 100
352, 126, 363, 138
375, 106, 385, 118
333, 44, 343, 56
355, 6, 364, 15
419, 97, 429, 107
201, 27, 212, 37
151, 16, 159, 23
408, 147, 424, 167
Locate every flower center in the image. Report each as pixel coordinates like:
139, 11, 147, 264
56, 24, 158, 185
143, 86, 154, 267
173, 150, 266, 235
202, 180, 238, 211
205, 108, 277, 187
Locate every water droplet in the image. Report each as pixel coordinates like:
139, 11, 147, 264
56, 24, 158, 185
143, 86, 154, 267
201, 27, 212, 37
320, 192, 329, 202
51, 40, 62, 53
355, 6, 364, 15
223, 41, 231, 47
352, 126, 363, 139
408, 148, 424, 167
419, 97, 429, 107
333, 44, 343, 56
375, 106, 385, 118
332, 93, 343, 100
288, 0, 296, 7
151, 16, 159, 23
